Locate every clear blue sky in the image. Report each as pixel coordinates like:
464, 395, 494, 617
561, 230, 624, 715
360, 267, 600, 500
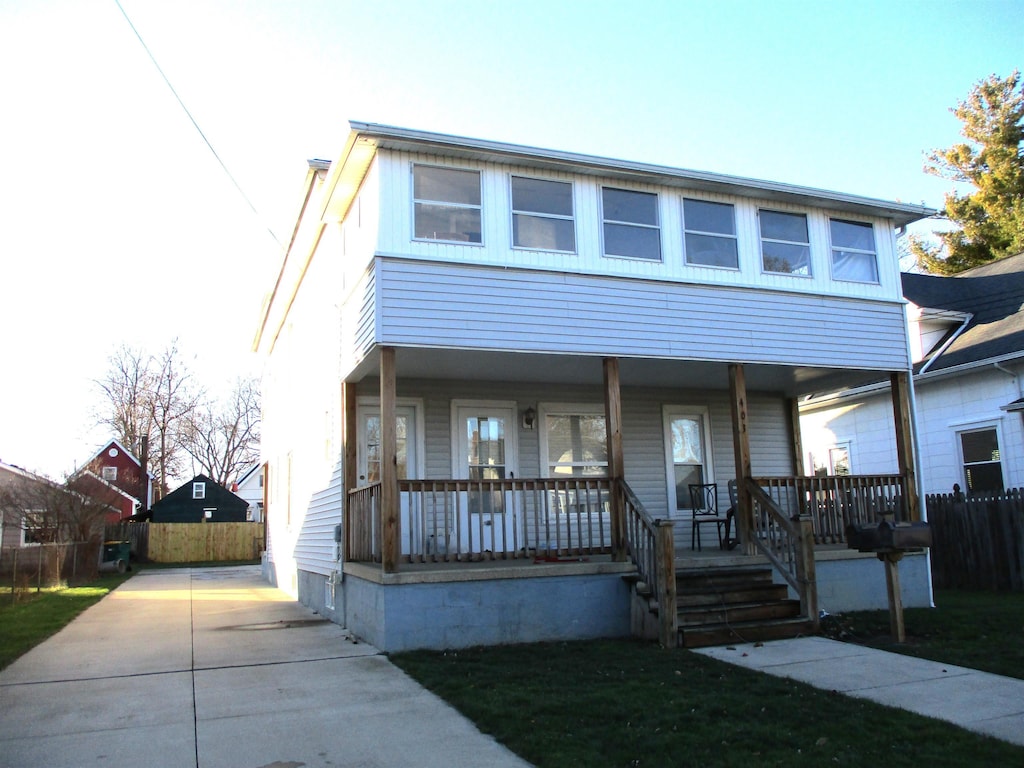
1, 0, 1020, 478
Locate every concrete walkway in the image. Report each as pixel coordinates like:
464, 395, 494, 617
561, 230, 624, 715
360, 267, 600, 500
0, 566, 532, 768
696, 636, 1024, 746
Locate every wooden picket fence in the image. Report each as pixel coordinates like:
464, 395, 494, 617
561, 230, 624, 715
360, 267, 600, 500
926, 489, 1024, 590
106, 522, 264, 564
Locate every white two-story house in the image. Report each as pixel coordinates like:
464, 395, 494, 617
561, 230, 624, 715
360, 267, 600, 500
254, 122, 936, 651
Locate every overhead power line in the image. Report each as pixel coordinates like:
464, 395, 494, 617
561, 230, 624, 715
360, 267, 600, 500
113, 0, 286, 252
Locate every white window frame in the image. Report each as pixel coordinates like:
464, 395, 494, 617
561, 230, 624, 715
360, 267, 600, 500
20, 510, 48, 546
600, 186, 662, 261
683, 198, 739, 270
411, 163, 483, 245
538, 403, 608, 477
356, 396, 426, 483
759, 209, 812, 277
509, 175, 576, 253
193, 482, 206, 500
829, 218, 879, 284
662, 405, 715, 514
955, 421, 1005, 494
101, 465, 118, 482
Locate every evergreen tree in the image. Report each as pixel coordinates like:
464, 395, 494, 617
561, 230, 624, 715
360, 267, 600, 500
911, 71, 1024, 274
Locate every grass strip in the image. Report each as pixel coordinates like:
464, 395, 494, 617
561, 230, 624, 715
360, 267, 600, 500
393, 638, 1024, 768
0, 572, 133, 670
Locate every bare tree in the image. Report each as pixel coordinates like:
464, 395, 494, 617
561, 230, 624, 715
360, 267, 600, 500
182, 377, 261, 486
94, 340, 202, 500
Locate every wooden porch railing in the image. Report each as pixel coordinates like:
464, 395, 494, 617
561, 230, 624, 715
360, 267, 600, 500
347, 477, 617, 563
754, 474, 907, 545
746, 478, 819, 630
619, 480, 676, 647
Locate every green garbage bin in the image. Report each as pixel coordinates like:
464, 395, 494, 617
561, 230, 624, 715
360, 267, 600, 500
100, 540, 131, 574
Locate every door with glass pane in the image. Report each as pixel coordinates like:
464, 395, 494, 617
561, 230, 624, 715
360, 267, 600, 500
663, 408, 713, 516
358, 405, 419, 554
454, 404, 518, 554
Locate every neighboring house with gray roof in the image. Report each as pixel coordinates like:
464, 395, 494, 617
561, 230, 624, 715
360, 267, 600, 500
801, 252, 1024, 497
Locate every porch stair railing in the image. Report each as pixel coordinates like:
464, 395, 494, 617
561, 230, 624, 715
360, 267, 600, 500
746, 478, 819, 632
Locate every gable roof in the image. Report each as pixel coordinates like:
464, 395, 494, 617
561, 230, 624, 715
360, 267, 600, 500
903, 252, 1024, 373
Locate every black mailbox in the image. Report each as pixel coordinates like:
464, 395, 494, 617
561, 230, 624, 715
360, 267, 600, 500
846, 519, 932, 553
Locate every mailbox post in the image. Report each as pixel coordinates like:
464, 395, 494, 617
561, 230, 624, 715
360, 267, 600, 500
846, 518, 932, 642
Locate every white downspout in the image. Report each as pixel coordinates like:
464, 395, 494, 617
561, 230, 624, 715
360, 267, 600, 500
919, 313, 973, 374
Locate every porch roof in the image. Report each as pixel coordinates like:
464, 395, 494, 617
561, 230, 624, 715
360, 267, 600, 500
346, 347, 891, 399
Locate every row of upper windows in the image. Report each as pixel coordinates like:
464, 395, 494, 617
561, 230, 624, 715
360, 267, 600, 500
411, 164, 881, 284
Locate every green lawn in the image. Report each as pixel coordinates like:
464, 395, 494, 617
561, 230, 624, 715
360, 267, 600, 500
392, 590, 1024, 768
0, 572, 134, 670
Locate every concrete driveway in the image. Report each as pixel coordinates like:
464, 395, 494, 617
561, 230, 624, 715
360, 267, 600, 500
0, 566, 532, 768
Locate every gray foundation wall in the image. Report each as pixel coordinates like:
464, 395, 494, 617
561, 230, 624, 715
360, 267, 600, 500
815, 551, 932, 613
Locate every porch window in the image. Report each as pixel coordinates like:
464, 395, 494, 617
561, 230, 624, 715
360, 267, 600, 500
467, 415, 507, 515
830, 219, 878, 283
362, 414, 410, 483
959, 427, 1003, 494
759, 210, 810, 276
601, 187, 661, 261
683, 199, 738, 269
542, 407, 608, 476
413, 165, 482, 243
511, 176, 575, 252
664, 409, 712, 512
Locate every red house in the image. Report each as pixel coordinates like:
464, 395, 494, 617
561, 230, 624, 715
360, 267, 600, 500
70, 440, 153, 522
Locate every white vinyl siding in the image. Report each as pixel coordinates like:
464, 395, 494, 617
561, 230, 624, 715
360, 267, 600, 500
373, 258, 910, 371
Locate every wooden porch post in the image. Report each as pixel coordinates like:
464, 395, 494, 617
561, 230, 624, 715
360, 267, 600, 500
603, 357, 627, 561
787, 397, 806, 476
341, 381, 357, 561
380, 347, 400, 572
890, 371, 921, 522
729, 363, 755, 554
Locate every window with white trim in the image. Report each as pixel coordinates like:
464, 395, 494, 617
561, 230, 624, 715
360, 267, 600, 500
541, 405, 608, 477
830, 219, 878, 283
21, 510, 53, 545
412, 165, 482, 243
602, 187, 661, 260
683, 199, 738, 269
192, 482, 206, 500
511, 176, 575, 252
760, 210, 810, 276
959, 427, 1003, 494
102, 465, 117, 482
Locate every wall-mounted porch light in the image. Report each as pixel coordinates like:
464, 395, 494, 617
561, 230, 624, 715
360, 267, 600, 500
522, 406, 537, 430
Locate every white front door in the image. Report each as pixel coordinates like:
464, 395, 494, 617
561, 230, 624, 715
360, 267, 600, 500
358, 404, 420, 554
663, 406, 714, 516
453, 403, 519, 554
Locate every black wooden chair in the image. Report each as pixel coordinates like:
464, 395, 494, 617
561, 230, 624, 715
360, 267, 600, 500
689, 483, 729, 551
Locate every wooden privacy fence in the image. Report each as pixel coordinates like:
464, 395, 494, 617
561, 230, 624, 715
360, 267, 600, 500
926, 489, 1024, 590
110, 522, 264, 563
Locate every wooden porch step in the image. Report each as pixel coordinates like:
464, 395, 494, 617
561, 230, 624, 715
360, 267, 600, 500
677, 582, 790, 607
680, 617, 816, 649
675, 567, 775, 590
678, 598, 801, 626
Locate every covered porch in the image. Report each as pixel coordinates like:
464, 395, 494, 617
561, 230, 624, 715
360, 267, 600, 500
341, 347, 922, 648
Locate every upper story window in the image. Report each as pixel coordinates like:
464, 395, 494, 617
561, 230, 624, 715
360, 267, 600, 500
683, 199, 739, 269
760, 210, 810, 276
101, 465, 117, 482
511, 176, 575, 252
830, 219, 879, 283
601, 187, 661, 261
193, 482, 206, 500
412, 165, 482, 244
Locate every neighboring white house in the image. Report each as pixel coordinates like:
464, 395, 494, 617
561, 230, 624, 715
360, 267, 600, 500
802, 252, 1024, 497
254, 122, 936, 651
233, 464, 264, 522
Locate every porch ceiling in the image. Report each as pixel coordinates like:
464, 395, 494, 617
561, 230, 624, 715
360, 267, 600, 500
348, 348, 888, 398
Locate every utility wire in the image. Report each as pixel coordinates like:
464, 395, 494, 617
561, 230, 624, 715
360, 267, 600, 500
113, 0, 286, 252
